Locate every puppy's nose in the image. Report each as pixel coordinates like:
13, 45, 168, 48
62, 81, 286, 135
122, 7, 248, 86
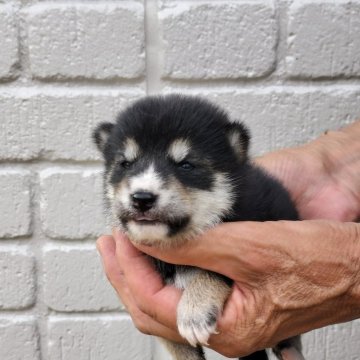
131, 192, 157, 212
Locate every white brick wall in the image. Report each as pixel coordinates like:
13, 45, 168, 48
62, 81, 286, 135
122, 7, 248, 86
0, 1, 359, 360
0, 5, 19, 79
287, 0, 360, 78
40, 169, 105, 239
0, 170, 32, 237
43, 245, 120, 311
26, 3, 145, 80
160, 1, 277, 79
0, 249, 35, 309
0, 318, 40, 360
48, 316, 152, 360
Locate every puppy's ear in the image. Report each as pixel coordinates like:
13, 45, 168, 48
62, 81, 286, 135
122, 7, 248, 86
227, 122, 250, 160
93, 122, 114, 153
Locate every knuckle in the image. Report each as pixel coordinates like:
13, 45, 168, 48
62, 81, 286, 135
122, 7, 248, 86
105, 263, 124, 286
136, 300, 157, 320
96, 235, 109, 248
132, 314, 151, 335
145, 308, 160, 323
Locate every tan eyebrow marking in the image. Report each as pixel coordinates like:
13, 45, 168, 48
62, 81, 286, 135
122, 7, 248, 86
168, 138, 191, 162
123, 138, 140, 161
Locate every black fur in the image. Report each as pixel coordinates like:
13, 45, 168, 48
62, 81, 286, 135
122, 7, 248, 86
241, 350, 269, 360
93, 94, 303, 360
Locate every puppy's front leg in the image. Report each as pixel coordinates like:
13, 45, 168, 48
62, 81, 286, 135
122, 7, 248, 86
176, 268, 231, 347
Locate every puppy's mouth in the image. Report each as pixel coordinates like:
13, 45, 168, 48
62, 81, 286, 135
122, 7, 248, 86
120, 212, 190, 236
132, 214, 162, 225
120, 212, 165, 226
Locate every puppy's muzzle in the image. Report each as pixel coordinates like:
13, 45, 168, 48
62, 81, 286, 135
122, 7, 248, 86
131, 191, 158, 212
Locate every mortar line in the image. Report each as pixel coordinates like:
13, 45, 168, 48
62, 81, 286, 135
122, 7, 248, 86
145, 0, 162, 95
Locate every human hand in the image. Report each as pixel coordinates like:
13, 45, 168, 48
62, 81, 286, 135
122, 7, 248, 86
96, 230, 184, 344
97, 121, 360, 357
255, 123, 360, 222
97, 221, 360, 357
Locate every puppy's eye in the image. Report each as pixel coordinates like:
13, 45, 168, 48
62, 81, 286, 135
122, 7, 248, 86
120, 160, 132, 169
178, 161, 194, 171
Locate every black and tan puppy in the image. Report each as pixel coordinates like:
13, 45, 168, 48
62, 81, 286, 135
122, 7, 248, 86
93, 94, 304, 360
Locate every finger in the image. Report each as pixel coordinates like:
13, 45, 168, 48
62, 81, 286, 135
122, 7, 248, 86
132, 222, 257, 278
97, 235, 184, 342
96, 235, 125, 289
113, 229, 181, 330
129, 305, 185, 343
207, 285, 264, 357
131, 225, 226, 265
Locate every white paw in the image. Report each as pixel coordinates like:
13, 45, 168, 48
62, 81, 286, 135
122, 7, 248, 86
177, 300, 220, 347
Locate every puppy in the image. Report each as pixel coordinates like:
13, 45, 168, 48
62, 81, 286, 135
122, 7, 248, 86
93, 94, 304, 360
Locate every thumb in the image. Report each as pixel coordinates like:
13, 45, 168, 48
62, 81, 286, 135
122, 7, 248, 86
132, 222, 248, 276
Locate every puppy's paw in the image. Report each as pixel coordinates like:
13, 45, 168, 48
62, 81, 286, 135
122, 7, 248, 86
177, 295, 221, 347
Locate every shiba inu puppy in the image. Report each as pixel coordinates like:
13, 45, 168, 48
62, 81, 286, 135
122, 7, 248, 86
93, 94, 304, 360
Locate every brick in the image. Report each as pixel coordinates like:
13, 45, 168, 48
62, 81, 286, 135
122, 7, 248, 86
211, 89, 360, 154
40, 169, 106, 239
26, 3, 145, 80
0, 91, 142, 161
38, 92, 142, 161
48, 316, 152, 360
161, 1, 277, 79
43, 245, 120, 311
0, 6, 19, 79
0, 250, 36, 309
0, 318, 40, 360
0, 171, 32, 238
163, 88, 360, 154
302, 320, 360, 359
0, 95, 40, 160
286, 0, 360, 78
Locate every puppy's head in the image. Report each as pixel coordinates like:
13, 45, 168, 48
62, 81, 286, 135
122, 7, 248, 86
94, 95, 249, 247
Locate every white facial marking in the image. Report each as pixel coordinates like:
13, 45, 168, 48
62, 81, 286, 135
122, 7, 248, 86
124, 138, 140, 162
127, 221, 168, 243
111, 164, 163, 210
190, 173, 234, 232
129, 164, 163, 194
168, 138, 190, 163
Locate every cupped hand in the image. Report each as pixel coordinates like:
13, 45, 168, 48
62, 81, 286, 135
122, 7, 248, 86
255, 132, 360, 222
96, 232, 183, 344
97, 221, 360, 357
